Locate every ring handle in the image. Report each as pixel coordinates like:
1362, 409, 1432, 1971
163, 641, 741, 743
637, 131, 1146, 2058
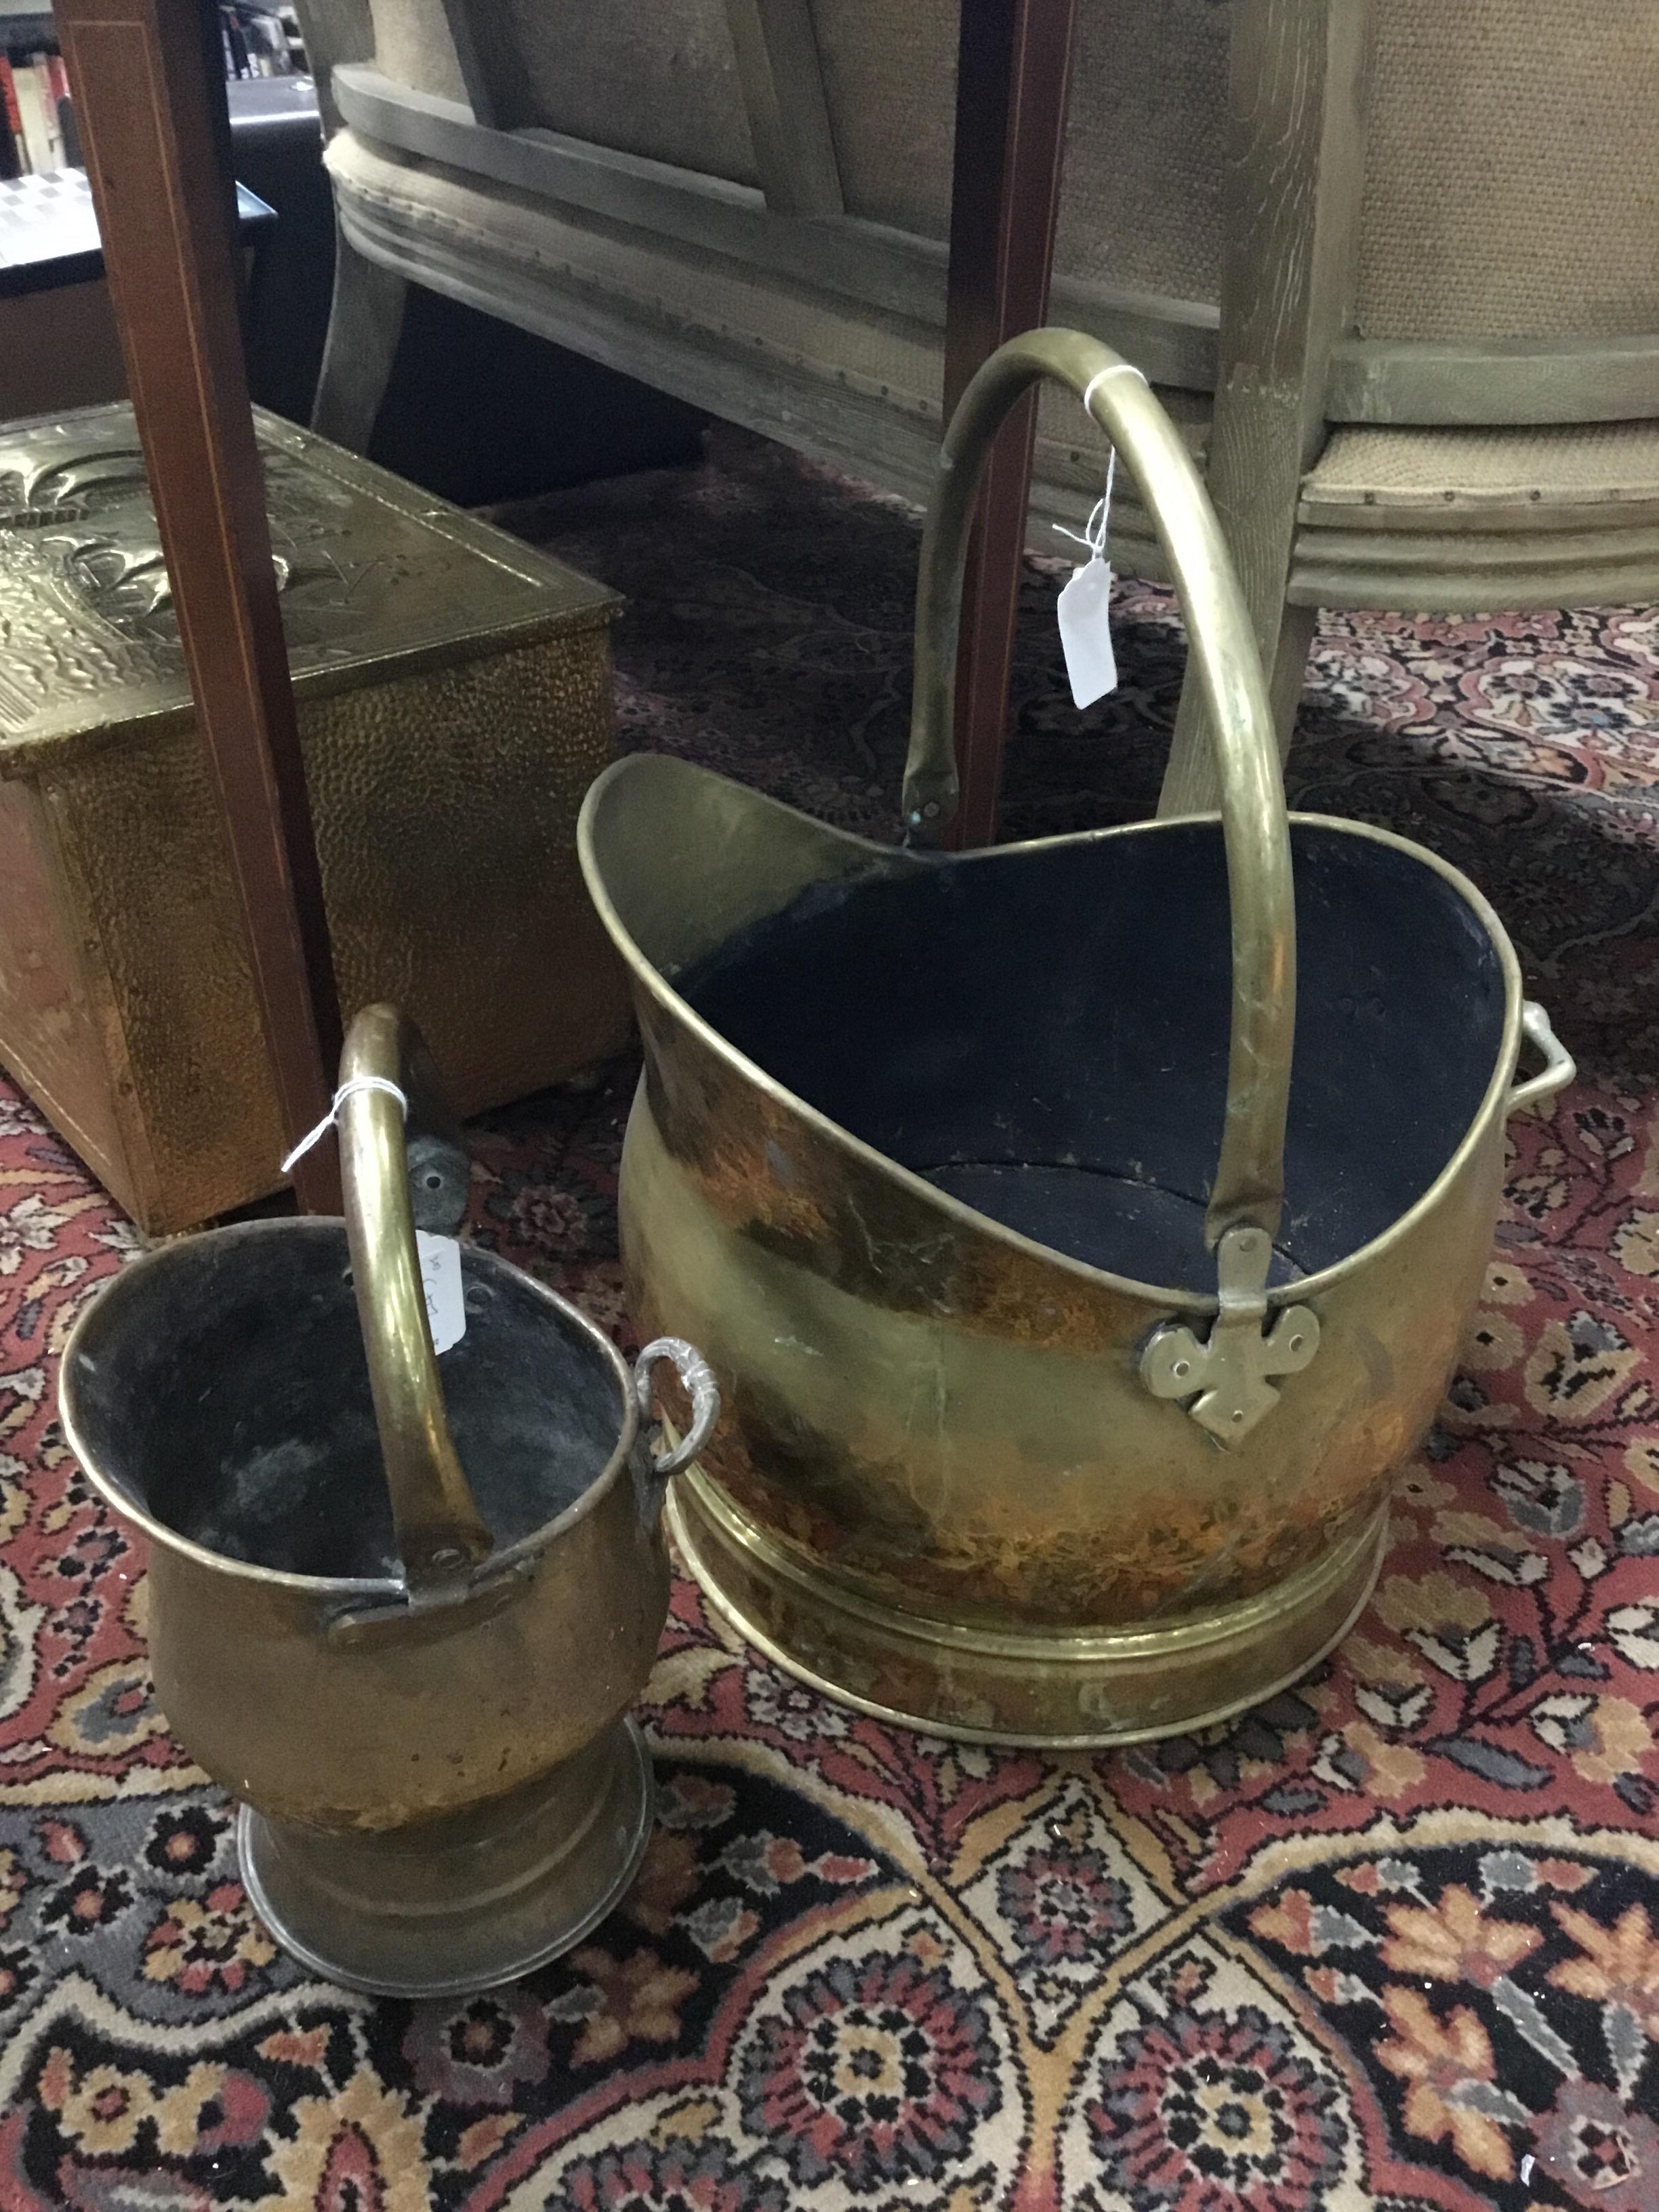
634, 1337, 721, 1484
1508, 1000, 1575, 1115
337, 1003, 494, 1593
903, 329, 1295, 1255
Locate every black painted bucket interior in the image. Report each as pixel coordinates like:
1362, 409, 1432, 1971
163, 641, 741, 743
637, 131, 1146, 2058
65, 1231, 624, 1580
679, 820, 1507, 1289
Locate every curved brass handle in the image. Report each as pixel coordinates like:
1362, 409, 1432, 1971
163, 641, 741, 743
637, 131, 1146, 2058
337, 1004, 494, 1592
903, 329, 1295, 1253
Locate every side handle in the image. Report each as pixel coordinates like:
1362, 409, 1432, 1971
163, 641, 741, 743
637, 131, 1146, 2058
1509, 1002, 1575, 1115
634, 1338, 720, 1496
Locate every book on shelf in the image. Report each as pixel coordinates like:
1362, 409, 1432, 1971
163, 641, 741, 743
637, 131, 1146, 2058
1, 47, 72, 177
0, 5, 300, 183
220, 5, 298, 80
47, 53, 79, 167
0, 58, 24, 183
9, 51, 59, 175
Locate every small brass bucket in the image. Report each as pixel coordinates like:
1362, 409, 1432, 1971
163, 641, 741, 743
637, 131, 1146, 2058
59, 1005, 717, 1995
579, 329, 1574, 1747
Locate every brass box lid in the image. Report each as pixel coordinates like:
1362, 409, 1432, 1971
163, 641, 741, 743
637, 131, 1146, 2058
0, 402, 619, 769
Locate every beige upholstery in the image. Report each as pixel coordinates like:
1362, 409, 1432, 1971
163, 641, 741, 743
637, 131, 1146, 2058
352, 0, 1232, 293
1308, 421, 1659, 514
366, 0, 760, 181
1294, 421, 1659, 613
804, 0, 1231, 302
1357, 1, 1659, 343
1056, 0, 1229, 304
805, 0, 956, 238
365, 0, 465, 105
501, 0, 760, 183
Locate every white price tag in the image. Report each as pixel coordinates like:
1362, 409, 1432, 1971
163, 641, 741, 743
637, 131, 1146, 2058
415, 1231, 466, 1355
1057, 554, 1118, 709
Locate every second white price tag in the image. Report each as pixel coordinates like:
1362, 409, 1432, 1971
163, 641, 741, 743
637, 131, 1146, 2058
415, 1231, 467, 1355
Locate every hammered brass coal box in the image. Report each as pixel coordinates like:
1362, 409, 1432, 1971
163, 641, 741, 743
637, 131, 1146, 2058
0, 403, 627, 1231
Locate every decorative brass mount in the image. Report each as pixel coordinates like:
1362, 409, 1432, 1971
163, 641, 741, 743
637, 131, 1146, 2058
1140, 1225, 1320, 1444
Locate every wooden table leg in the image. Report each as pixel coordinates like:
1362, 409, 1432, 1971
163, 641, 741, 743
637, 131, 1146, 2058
942, 0, 1078, 849
56, 0, 344, 1212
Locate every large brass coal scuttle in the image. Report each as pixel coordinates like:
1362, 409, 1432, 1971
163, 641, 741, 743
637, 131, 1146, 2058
60, 1005, 718, 1994
579, 329, 1573, 1746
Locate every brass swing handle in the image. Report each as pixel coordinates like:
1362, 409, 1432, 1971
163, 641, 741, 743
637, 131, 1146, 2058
337, 1002, 495, 1593
903, 329, 1295, 1256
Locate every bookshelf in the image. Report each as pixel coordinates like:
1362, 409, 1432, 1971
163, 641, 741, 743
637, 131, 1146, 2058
1, 15, 70, 180
4, 6, 303, 182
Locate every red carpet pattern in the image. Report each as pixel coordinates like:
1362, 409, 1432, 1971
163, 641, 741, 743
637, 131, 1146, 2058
1, 426, 1657, 2209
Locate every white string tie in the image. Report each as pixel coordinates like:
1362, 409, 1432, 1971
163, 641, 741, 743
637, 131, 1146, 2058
281, 1076, 408, 1174
1053, 365, 1144, 560
1081, 361, 1147, 416
1052, 451, 1116, 560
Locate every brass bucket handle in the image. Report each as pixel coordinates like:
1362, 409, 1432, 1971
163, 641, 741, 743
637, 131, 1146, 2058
902, 329, 1294, 1255
337, 1003, 495, 1592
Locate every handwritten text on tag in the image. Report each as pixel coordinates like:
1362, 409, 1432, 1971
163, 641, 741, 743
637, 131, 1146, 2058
415, 1231, 466, 1355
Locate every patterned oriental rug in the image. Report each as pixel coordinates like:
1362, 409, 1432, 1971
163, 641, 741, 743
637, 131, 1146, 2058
2, 424, 1658, 2212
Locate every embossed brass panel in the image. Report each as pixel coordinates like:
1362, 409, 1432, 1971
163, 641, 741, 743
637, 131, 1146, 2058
0, 403, 627, 1230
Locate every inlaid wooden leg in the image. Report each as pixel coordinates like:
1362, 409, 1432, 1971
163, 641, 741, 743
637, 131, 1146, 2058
1268, 602, 1317, 761
942, 0, 1078, 849
56, 0, 343, 1210
312, 219, 407, 453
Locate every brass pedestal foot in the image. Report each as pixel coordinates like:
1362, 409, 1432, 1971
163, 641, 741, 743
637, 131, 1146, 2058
239, 1717, 654, 1996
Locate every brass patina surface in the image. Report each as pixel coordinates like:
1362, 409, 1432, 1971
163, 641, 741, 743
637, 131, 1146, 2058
580, 329, 1574, 1744
58, 1006, 720, 1994
0, 404, 628, 1231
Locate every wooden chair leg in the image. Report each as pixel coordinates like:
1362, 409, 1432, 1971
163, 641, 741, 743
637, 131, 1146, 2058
941, 0, 1078, 849
311, 218, 407, 452
1159, 599, 1315, 815
1156, 0, 1370, 818
1267, 602, 1317, 760
1161, 664, 1216, 817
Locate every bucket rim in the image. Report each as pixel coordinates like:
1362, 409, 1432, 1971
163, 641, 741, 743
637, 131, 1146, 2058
580, 756, 1528, 1313
57, 1217, 643, 1597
